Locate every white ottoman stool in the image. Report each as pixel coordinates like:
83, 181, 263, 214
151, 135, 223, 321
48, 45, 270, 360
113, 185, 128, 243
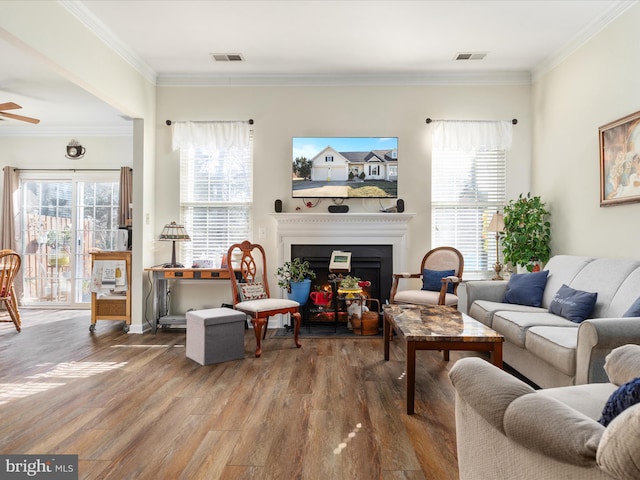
185, 307, 247, 365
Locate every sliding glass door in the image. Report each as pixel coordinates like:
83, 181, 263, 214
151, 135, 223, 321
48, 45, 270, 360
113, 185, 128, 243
19, 173, 120, 307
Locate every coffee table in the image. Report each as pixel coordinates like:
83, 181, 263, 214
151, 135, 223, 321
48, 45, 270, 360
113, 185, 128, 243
383, 303, 504, 414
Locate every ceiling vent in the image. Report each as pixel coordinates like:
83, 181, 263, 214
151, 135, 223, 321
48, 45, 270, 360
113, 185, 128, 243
210, 53, 244, 62
455, 52, 487, 61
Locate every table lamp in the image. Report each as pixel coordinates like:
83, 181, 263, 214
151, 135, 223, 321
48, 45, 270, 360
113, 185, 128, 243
159, 221, 190, 268
488, 212, 504, 280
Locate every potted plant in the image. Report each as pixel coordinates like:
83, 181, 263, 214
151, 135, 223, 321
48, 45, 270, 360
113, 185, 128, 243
502, 193, 551, 272
276, 257, 316, 305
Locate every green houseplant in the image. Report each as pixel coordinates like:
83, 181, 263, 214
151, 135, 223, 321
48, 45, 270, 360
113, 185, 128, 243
502, 193, 551, 272
276, 258, 316, 305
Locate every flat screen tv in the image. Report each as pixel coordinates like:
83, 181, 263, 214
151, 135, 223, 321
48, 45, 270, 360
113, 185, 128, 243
292, 136, 398, 199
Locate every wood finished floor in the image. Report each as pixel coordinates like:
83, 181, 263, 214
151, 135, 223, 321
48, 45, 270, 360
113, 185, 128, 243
0, 309, 487, 480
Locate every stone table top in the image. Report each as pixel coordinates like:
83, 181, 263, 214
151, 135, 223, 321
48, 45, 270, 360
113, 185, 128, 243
383, 304, 503, 343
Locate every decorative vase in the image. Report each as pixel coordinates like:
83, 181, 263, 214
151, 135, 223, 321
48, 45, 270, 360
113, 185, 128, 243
288, 278, 312, 306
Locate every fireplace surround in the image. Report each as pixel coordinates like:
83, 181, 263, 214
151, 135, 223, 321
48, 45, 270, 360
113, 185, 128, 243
272, 212, 414, 327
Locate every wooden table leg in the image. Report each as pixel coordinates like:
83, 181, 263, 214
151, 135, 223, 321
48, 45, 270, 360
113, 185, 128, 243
491, 342, 503, 368
406, 341, 416, 415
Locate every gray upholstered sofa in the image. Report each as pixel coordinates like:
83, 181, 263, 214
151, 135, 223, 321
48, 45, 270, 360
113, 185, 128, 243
466, 255, 640, 388
449, 344, 640, 480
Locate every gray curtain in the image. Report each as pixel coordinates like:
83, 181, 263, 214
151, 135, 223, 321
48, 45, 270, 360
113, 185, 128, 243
119, 167, 133, 225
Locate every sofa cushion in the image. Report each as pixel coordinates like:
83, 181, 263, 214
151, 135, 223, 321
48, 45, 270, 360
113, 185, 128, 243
503, 270, 549, 307
468, 300, 545, 328
597, 403, 640, 480
604, 344, 640, 386
623, 296, 640, 317
539, 255, 595, 309
569, 258, 640, 318
422, 268, 454, 293
393, 289, 458, 306
608, 265, 640, 317
525, 326, 579, 377
598, 377, 640, 427
549, 284, 597, 323
537, 383, 618, 421
492, 311, 576, 348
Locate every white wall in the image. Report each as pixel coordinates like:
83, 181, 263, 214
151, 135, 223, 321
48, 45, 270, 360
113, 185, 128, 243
156, 84, 532, 307
532, 3, 640, 258
0, 136, 132, 169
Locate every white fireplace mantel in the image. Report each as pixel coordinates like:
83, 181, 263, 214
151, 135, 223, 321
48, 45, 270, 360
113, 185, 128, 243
271, 212, 415, 273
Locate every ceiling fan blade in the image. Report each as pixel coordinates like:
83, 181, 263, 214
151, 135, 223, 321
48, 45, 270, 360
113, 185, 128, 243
0, 102, 21, 111
0, 111, 40, 124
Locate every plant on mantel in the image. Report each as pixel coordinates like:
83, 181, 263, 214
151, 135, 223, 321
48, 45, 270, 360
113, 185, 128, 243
502, 193, 551, 272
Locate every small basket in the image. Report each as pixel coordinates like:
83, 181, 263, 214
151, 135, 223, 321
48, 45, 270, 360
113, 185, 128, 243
352, 311, 379, 335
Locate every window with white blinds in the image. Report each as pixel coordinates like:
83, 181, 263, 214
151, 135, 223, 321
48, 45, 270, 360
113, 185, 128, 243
431, 149, 506, 274
179, 141, 253, 267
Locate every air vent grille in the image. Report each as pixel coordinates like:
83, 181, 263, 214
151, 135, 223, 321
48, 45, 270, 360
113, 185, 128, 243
455, 52, 487, 60
210, 53, 244, 62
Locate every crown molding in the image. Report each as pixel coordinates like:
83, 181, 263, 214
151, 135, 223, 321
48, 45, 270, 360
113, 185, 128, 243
59, 0, 157, 84
157, 71, 532, 87
0, 126, 133, 137
532, 0, 638, 82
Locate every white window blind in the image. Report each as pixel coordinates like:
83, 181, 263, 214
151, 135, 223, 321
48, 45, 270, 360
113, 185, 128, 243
179, 140, 253, 267
431, 149, 506, 274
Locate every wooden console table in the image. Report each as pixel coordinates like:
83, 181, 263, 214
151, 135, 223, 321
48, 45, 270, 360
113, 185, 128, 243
145, 267, 235, 333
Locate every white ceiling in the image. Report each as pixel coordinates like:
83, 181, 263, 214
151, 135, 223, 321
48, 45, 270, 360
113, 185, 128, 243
0, 0, 634, 133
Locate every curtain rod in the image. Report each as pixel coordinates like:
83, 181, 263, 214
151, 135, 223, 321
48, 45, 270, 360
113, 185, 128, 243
426, 118, 518, 125
12, 168, 123, 172
165, 119, 254, 126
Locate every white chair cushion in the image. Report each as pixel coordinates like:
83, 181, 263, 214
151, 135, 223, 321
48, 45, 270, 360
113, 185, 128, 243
393, 289, 458, 306
235, 298, 299, 314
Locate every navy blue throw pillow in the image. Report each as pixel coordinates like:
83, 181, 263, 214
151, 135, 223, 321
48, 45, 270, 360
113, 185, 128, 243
422, 268, 455, 294
549, 284, 597, 323
623, 296, 640, 317
502, 270, 549, 307
599, 377, 640, 427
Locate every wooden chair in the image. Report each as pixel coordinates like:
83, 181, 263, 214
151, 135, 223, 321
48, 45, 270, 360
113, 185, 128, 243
390, 246, 464, 307
226, 241, 301, 357
0, 249, 22, 332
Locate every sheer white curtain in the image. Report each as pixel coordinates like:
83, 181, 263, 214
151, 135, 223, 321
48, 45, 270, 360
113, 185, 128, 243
431, 120, 513, 152
172, 121, 251, 151
430, 120, 511, 274
171, 121, 254, 267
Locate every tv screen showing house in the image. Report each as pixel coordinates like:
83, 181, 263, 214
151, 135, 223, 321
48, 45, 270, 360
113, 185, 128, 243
292, 137, 398, 198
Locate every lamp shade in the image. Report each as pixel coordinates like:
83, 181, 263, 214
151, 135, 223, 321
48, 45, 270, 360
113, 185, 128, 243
159, 221, 191, 241
488, 212, 504, 233
159, 221, 190, 268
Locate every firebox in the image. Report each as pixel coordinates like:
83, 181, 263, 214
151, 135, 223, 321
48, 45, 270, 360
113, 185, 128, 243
290, 244, 393, 305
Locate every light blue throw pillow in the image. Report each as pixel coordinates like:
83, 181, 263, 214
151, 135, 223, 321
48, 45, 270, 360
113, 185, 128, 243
549, 284, 597, 323
422, 268, 455, 294
623, 296, 640, 317
502, 270, 549, 307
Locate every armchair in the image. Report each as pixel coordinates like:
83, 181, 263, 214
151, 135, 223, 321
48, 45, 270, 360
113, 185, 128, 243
390, 246, 463, 307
